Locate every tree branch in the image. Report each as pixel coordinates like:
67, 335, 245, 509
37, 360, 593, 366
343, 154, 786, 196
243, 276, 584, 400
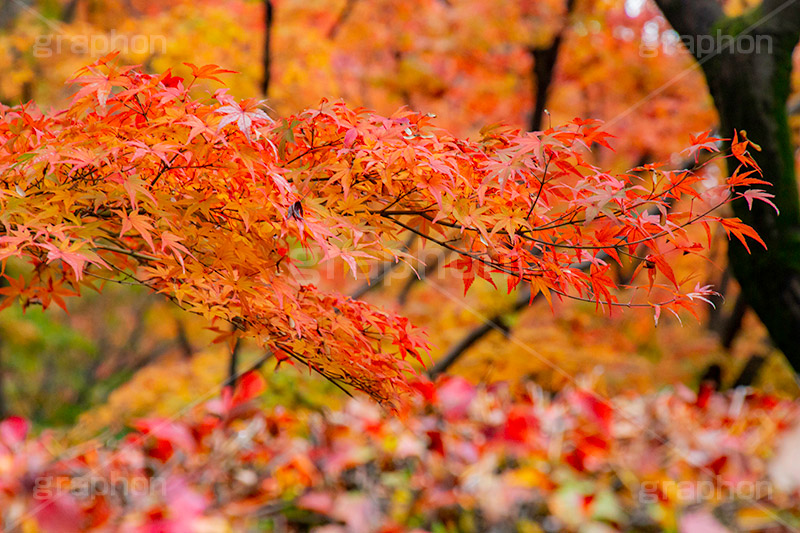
397, 250, 448, 306
733, 354, 767, 387
327, 0, 358, 39
528, 0, 577, 131
349, 234, 416, 300
428, 287, 534, 378
427, 252, 608, 378
226, 337, 242, 389
261, 0, 274, 96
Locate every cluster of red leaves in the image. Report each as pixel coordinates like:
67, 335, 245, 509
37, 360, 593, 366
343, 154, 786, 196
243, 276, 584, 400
0, 55, 770, 402
1, 373, 798, 532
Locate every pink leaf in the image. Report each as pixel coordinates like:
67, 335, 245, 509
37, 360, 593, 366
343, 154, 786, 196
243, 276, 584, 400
33, 492, 83, 533
741, 189, 779, 214
343, 128, 358, 148
436, 376, 476, 419
679, 510, 731, 533
0, 416, 29, 446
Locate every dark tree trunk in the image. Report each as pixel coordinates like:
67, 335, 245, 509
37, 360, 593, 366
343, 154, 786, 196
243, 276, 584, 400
0, 0, 31, 30
528, 0, 576, 131
654, 0, 800, 370
261, 0, 274, 96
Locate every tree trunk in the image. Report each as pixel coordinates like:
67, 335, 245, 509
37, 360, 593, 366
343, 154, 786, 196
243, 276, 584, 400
654, 0, 800, 370
528, 0, 576, 131
261, 0, 274, 96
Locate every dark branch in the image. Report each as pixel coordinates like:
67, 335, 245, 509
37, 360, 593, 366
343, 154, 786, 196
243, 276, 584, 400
226, 337, 243, 389
349, 234, 416, 300
427, 252, 607, 378
327, 0, 358, 39
733, 354, 767, 387
719, 292, 748, 350
261, 0, 274, 96
397, 250, 448, 306
428, 287, 534, 378
528, 0, 577, 131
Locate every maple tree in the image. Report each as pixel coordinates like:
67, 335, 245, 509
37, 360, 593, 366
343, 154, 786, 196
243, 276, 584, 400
0, 54, 770, 404
0, 0, 718, 420
2, 0, 771, 396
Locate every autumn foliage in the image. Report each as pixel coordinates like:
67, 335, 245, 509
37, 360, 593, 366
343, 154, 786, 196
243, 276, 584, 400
0, 0, 797, 529
1, 372, 798, 531
0, 55, 771, 404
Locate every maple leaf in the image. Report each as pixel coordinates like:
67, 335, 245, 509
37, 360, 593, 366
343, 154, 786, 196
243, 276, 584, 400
652, 304, 661, 327
740, 189, 779, 214
0, 416, 28, 447
68, 53, 134, 107
216, 98, 273, 142
160, 68, 184, 89
184, 63, 237, 83
718, 217, 767, 253
160, 231, 192, 271
39, 239, 108, 281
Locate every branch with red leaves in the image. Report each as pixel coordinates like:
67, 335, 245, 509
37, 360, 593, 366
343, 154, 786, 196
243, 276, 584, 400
0, 55, 771, 402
